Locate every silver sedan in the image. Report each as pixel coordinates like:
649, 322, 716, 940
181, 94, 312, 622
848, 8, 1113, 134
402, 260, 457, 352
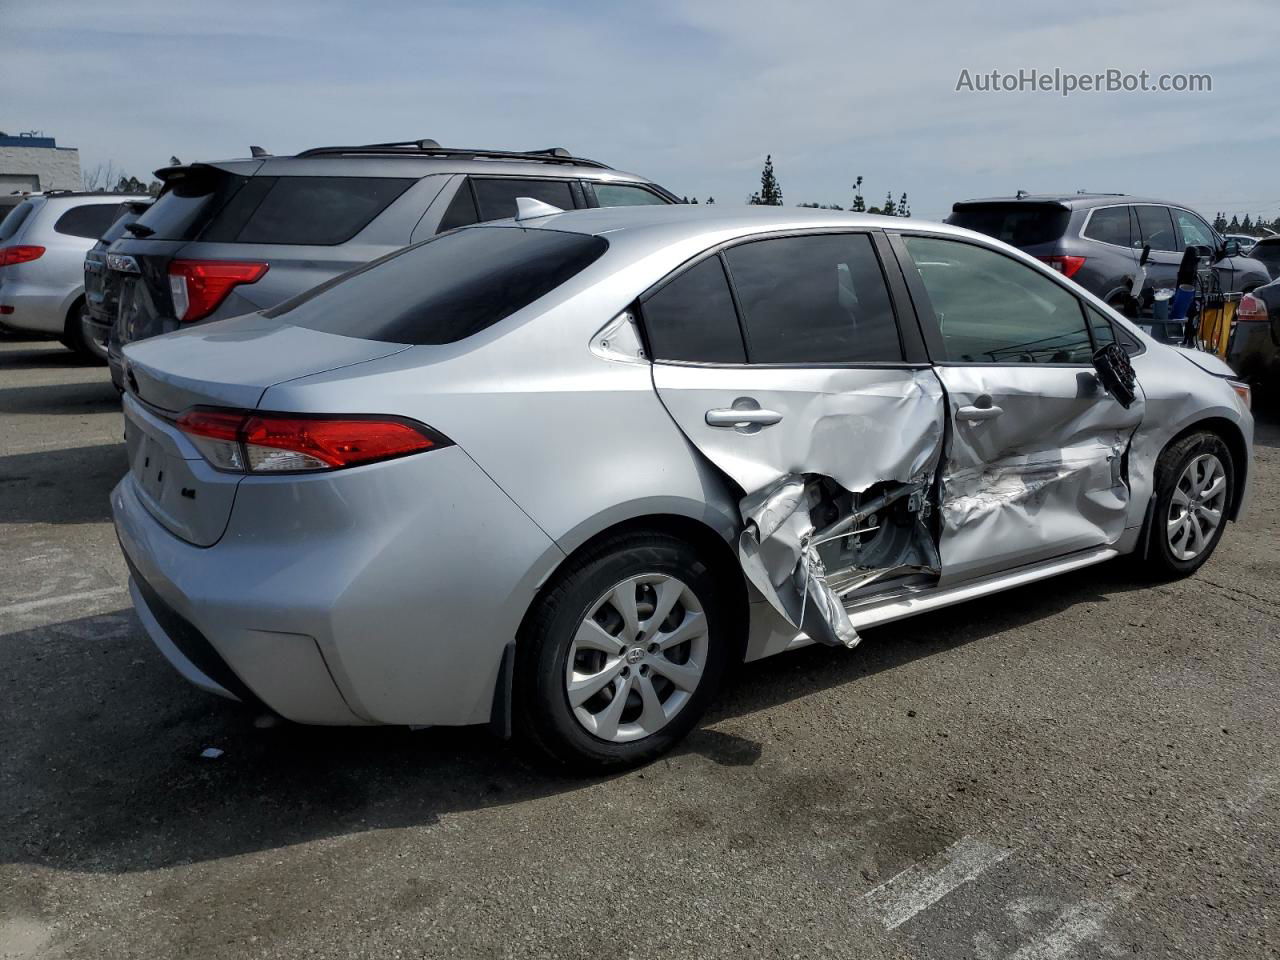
112, 205, 1253, 769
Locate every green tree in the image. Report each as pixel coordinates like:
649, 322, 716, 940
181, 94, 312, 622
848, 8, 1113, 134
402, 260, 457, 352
748, 155, 783, 205
881, 191, 897, 217
1228, 214, 1241, 232
898, 192, 911, 217
1213, 212, 1227, 232
850, 176, 865, 212
1241, 214, 1253, 233
706, 197, 715, 204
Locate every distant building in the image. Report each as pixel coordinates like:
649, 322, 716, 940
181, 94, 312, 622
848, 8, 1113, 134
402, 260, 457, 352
0, 132, 82, 193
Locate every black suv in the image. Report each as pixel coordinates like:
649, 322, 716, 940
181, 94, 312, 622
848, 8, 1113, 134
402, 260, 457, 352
947, 194, 1271, 342
104, 139, 680, 389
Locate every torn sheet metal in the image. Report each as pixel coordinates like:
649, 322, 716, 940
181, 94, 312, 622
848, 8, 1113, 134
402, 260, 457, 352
650, 365, 950, 649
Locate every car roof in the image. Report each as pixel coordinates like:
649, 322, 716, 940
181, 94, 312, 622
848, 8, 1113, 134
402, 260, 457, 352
952, 194, 1182, 210
483, 203, 982, 252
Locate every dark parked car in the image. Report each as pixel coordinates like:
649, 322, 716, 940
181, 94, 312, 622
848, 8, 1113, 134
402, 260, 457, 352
82, 198, 151, 360
1247, 236, 1280, 279
1228, 276, 1280, 401
105, 139, 680, 390
947, 194, 1270, 342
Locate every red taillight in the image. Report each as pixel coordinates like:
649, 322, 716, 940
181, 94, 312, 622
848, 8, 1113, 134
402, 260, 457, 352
1037, 255, 1087, 279
167, 259, 268, 323
0, 245, 46, 267
175, 409, 448, 473
1236, 293, 1267, 322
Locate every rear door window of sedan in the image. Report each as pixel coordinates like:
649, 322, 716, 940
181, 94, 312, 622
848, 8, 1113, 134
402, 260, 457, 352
903, 236, 1093, 364
1134, 205, 1180, 252
641, 256, 746, 364
266, 226, 607, 345
724, 233, 902, 363
1082, 205, 1133, 247
52, 203, 124, 240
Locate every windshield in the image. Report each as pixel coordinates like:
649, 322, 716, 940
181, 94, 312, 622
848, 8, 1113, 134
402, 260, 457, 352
266, 226, 608, 345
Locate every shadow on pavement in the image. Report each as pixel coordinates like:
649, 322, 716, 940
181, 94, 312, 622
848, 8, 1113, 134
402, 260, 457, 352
0, 558, 1150, 876
0, 443, 126, 524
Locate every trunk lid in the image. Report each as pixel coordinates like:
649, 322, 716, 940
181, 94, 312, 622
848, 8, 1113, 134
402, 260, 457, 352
121, 314, 411, 546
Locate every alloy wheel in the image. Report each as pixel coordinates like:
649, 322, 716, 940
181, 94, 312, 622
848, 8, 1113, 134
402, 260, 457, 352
565, 573, 709, 743
1167, 453, 1227, 561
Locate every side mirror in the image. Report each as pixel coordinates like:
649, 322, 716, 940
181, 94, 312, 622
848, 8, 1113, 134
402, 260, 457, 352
1139, 244, 1151, 267
1219, 239, 1241, 260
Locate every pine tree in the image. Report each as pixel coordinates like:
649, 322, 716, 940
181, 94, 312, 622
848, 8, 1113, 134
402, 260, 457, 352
1228, 214, 1241, 231
851, 176, 865, 212
1241, 214, 1253, 233
898, 192, 911, 217
881, 191, 897, 217
1213, 213, 1227, 232
748, 155, 783, 205
706, 197, 715, 204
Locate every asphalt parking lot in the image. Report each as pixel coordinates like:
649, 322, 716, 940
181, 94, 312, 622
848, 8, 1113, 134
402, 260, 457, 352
1, 336, 1277, 960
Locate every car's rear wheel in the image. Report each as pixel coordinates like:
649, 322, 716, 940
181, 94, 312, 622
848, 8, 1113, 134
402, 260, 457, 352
1143, 431, 1233, 578
514, 532, 730, 771
60, 298, 108, 364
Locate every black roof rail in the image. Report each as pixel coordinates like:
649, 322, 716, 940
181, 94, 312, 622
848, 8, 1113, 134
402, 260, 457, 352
292, 139, 611, 169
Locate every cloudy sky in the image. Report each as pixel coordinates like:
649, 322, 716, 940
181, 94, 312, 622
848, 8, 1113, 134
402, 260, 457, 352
4, 0, 1279, 221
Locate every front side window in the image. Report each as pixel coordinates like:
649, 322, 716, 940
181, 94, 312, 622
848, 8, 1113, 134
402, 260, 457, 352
724, 233, 902, 363
1174, 209, 1216, 249
903, 236, 1093, 364
641, 256, 745, 364
594, 183, 668, 207
1134, 205, 1180, 252
266, 226, 607, 345
1082, 206, 1132, 247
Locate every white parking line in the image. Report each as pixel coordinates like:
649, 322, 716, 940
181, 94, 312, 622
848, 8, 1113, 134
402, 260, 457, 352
0, 586, 126, 617
1008, 888, 1134, 960
862, 836, 1013, 931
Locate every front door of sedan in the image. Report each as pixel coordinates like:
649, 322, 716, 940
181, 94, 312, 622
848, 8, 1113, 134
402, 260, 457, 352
891, 233, 1145, 584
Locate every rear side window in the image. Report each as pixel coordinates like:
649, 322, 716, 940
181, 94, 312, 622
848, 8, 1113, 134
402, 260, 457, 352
641, 256, 745, 363
725, 233, 902, 363
201, 176, 413, 245
266, 226, 607, 345
1134, 205, 1179, 252
947, 203, 1070, 247
594, 183, 669, 207
472, 179, 574, 221
53, 203, 126, 239
0, 200, 35, 242
1082, 206, 1132, 247
133, 169, 248, 241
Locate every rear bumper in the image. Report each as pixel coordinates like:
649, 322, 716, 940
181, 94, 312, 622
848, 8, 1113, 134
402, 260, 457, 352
0, 279, 71, 334
111, 444, 565, 727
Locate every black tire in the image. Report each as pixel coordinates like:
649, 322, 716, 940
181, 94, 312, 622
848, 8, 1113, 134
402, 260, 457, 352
61, 298, 108, 364
514, 532, 732, 772
1142, 431, 1234, 579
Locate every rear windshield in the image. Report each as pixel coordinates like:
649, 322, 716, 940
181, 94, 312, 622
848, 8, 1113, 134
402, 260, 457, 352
99, 202, 150, 244
947, 203, 1070, 247
265, 226, 608, 344
132, 168, 248, 241
0, 199, 35, 242
53, 202, 129, 239
1250, 240, 1280, 274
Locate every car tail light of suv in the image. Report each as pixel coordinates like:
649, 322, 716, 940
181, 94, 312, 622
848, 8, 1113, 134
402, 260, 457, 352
1236, 293, 1267, 322
168, 260, 269, 323
175, 408, 451, 473
0, 245, 46, 267
1036, 255, 1086, 279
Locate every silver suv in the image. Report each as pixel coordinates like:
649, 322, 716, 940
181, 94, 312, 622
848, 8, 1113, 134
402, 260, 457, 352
105, 139, 679, 389
0, 192, 149, 358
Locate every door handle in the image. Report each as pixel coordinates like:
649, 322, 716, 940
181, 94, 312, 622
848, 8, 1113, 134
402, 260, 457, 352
956, 404, 1004, 422
705, 400, 783, 429
705, 408, 783, 427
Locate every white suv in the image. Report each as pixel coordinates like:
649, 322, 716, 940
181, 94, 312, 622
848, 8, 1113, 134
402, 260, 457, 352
0, 192, 149, 359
